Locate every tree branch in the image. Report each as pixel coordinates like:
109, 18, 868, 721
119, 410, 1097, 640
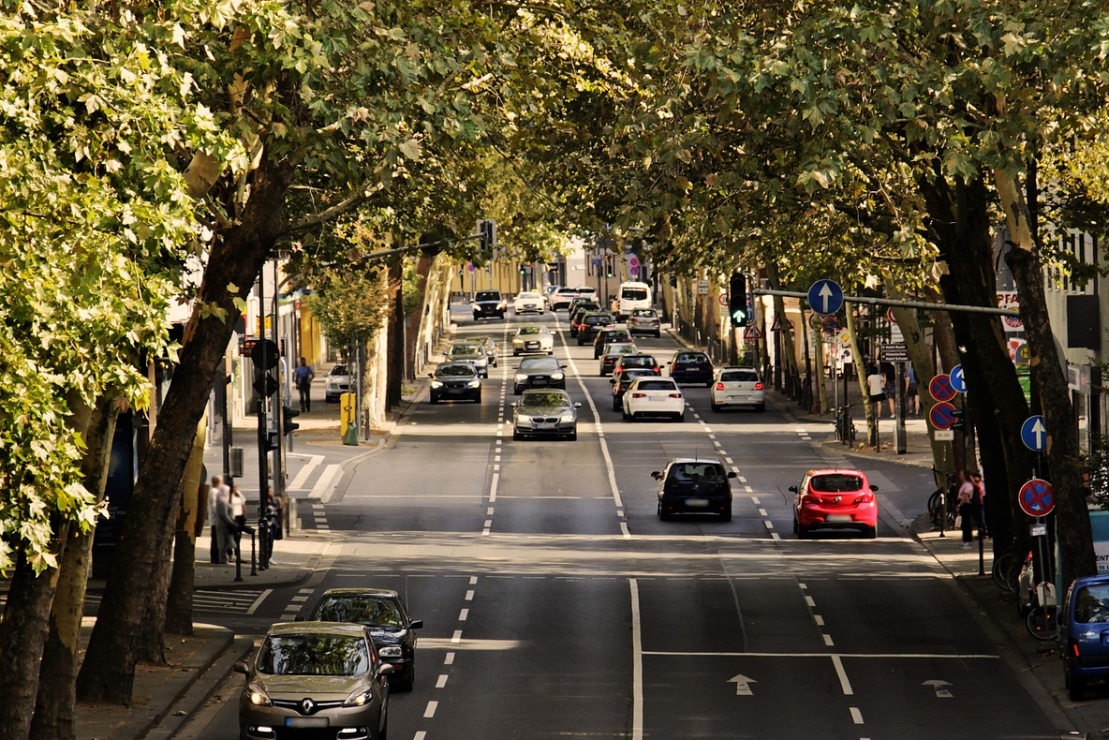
279, 185, 383, 237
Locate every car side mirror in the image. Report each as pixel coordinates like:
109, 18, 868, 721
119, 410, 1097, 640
870, 484, 879, 491
727, 471, 738, 479
651, 471, 663, 480
409, 619, 424, 630
378, 663, 395, 677
234, 661, 250, 675
788, 485, 798, 493
610, 379, 616, 384
428, 372, 434, 378
574, 402, 581, 408
560, 365, 567, 369
510, 401, 518, 407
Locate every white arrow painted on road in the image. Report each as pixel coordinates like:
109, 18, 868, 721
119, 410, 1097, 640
728, 674, 757, 695
923, 679, 953, 698
1031, 418, 1046, 448
818, 283, 834, 313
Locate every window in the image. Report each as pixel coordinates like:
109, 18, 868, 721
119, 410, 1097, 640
810, 474, 864, 492
256, 634, 370, 676
1075, 585, 1109, 624
621, 288, 648, 301
721, 371, 759, 382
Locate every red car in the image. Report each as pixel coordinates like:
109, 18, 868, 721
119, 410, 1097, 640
791, 468, 878, 539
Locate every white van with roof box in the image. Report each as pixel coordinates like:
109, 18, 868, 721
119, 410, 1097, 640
616, 281, 652, 319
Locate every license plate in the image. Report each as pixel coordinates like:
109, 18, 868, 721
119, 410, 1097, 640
685, 498, 709, 507
286, 718, 328, 728
827, 514, 853, 523
649, 396, 665, 402
533, 378, 548, 385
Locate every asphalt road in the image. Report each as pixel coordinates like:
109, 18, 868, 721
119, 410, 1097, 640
180, 307, 1068, 740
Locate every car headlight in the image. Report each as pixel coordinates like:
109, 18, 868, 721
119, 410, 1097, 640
513, 340, 523, 347
516, 414, 531, 424
551, 372, 564, 380
467, 380, 480, 388
559, 414, 575, 423
378, 646, 403, 658
515, 373, 527, 382
431, 380, 443, 388
247, 683, 272, 706
343, 688, 375, 707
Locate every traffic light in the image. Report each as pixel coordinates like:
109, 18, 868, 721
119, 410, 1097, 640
478, 219, 497, 257
264, 429, 280, 452
951, 408, 966, 432
283, 407, 300, 435
729, 272, 750, 327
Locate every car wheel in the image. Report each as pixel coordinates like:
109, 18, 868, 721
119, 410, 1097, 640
498, 312, 505, 319
792, 518, 799, 534
797, 523, 810, 539
474, 392, 482, 404
240, 727, 249, 740
654, 330, 661, 338
378, 710, 389, 740
1067, 671, 1085, 701
676, 412, 685, 422
721, 506, 732, 522
863, 525, 878, 539
756, 403, 765, 412
658, 503, 670, 521
513, 429, 522, 440
569, 429, 577, 441
514, 385, 522, 395
622, 409, 631, 421
429, 396, 439, 404
577, 337, 585, 346
705, 380, 713, 388
711, 401, 721, 412
395, 663, 415, 693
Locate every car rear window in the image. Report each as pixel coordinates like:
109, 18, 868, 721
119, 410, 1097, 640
623, 356, 656, 367
639, 380, 677, 392
677, 353, 708, 364
810, 474, 864, 492
721, 371, 759, 382
1075, 585, 1109, 623
669, 463, 725, 482
585, 315, 612, 325
621, 288, 649, 300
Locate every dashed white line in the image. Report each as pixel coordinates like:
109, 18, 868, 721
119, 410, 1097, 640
805, 596, 816, 607
451, 630, 462, 643
814, 615, 825, 627
832, 655, 854, 695
436, 674, 448, 688
823, 634, 835, 647
445, 652, 455, 665
465, 590, 475, 601
424, 701, 438, 718
459, 608, 469, 621
850, 707, 864, 724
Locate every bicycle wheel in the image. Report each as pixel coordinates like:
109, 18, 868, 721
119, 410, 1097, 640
1000, 557, 1024, 593
1026, 606, 1058, 641
991, 552, 1017, 591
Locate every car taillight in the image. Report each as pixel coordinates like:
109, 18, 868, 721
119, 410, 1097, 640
1071, 639, 1081, 657
754, 382, 764, 390
632, 392, 646, 398
669, 393, 683, 399
715, 382, 725, 390
852, 493, 875, 505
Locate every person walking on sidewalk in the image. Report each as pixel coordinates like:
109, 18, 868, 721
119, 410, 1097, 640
207, 475, 229, 564
228, 480, 247, 562
295, 357, 315, 412
956, 469, 986, 548
866, 365, 886, 419
906, 365, 919, 415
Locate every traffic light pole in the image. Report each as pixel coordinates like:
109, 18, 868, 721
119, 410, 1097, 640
254, 276, 267, 577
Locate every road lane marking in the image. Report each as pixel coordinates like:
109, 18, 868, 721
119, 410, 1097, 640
436, 674, 448, 688
814, 615, 825, 626
642, 650, 998, 659
246, 589, 273, 615
805, 596, 816, 607
465, 590, 474, 601
489, 472, 499, 503
459, 608, 469, 621
445, 652, 455, 665
850, 707, 864, 724
630, 579, 644, 740
424, 701, 438, 718
287, 454, 324, 491
451, 630, 462, 643
312, 464, 343, 503
823, 634, 835, 647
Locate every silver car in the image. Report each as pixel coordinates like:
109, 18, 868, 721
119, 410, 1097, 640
466, 336, 498, 368
512, 325, 554, 355
511, 389, 581, 441
235, 621, 393, 740
627, 308, 662, 337
446, 343, 489, 377
324, 364, 352, 403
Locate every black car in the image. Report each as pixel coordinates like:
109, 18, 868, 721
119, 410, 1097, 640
593, 326, 632, 358
428, 362, 482, 403
472, 290, 506, 320
610, 368, 660, 410
513, 355, 567, 394
576, 312, 615, 345
653, 458, 737, 521
669, 350, 714, 386
511, 389, 580, 441
307, 587, 424, 692
568, 302, 602, 337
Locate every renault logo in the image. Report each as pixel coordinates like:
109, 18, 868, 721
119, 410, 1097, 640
300, 698, 316, 715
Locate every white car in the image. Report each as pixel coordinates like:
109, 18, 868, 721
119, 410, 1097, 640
512, 325, 554, 356
710, 366, 765, 412
513, 292, 545, 314
622, 377, 685, 422
324, 364, 352, 403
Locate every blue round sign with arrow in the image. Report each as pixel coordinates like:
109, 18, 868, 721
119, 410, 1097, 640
1021, 415, 1047, 452
949, 364, 967, 394
807, 279, 844, 316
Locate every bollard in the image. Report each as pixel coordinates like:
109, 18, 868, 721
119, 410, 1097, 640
249, 529, 257, 576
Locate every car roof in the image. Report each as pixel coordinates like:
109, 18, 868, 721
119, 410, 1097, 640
521, 388, 569, 397
267, 621, 369, 637
804, 468, 868, 477
318, 587, 400, 599
668, 457, 725, 465
719, 366, 759, 372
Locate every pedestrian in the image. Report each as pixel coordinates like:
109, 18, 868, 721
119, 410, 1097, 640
208, 475, 230, 564
295, 357, 315, 412
906, 365, 919, 415
263, 486, 283, 565
882, 363, 897, 418
956, 469, 985, 548
228, 480, 246, 561
214, 486, 239, 565
865, 365, 886, 419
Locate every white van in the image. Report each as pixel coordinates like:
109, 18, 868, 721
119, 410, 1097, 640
616, 281, 652, 318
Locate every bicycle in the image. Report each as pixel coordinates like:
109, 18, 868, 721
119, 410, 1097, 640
1025, 580, 1058, 641
834, 405, 856, 445
991, 546, 1028, 593
926, 469, 957, 530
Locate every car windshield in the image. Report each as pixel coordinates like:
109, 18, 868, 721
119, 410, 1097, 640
256, 634, 370, 676
475, 292, 500, 301
669, 463, 724, 482
520, 392, 569, 408
810, 474, 864, 492
314, 595, 405, 628
330, 365, 348, 376
1075, 585, 1109, 623
437, 364, 475, 378
721, 370, 759, 382
520, 357, 559, 371
638, 380, 677, 392
517, 327, 544, 336
448, 345, 479, 357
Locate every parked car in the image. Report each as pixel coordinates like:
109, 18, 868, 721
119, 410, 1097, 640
610, 368, 661, 410
710, 366, 766, 412
613, 353, 661, 376
1063, 573, 1109, 700
576, 312, 615, 345
549, 287, 582, 311
569, 303, 602, 337
428, 362, 482, 404
668, 350, 714, 386
307, 587, 424, 692
592, 326, 632, 358
627, 308, 662, 337
653, 458, 736, 521
472, 290, 506, 320
791, 468, 878, 539
235, 621, 392, 740
511, 389, 581, 441
324, 364, 351, 403
599, 343, 640, 376
513, 355, 567, 394
512, 325, 554, 355
622, 376, 685, 422
446, 343, 489, 377
466, 335, 498, 368
513, 291, 545, 314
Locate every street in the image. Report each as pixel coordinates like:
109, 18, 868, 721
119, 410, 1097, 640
178, 305, 1068, 740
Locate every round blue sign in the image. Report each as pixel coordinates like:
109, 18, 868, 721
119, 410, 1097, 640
929, 374, 957, 403
949, 364, 967, 394
807, 279, 844, 316
929, 401, 956, 430
1019, 478, 1054, 517
1020, 415, 1047, 452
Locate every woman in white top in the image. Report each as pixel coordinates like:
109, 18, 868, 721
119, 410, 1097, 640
228, 483, 246, 560
865, 367, 886, 419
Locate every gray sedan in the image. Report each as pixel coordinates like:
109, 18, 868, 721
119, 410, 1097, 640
446, 343, 489, 377
511, 389, 581, 441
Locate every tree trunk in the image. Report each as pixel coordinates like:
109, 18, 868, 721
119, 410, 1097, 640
31, 397, 118, 740
77, 154, 293, 704
138, 515, 175, 665
165, 418, 209, 637
766, 260, 799, 386
386, 260, 404, 410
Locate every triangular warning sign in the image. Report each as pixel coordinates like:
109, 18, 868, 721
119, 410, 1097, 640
743, 326, 763, 340
770, 316, 794, 332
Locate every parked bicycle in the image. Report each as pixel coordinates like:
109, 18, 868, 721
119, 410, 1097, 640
1025, 578, 1058, 640
991, 545, 1028, 593
926, 468, 957, 530
834, 405, 856, 445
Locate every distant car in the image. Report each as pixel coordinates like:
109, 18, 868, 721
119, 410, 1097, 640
610, 368, 662, 411
549, 287, 582, 311
627, 308, 662, 337
622, 376, 685, 422
512, 325, 555, 356
1063, 574, 1109, 700
576, 312, 615, 345
466, 335, 498, 368
235, 621, 392, 740
511, 389, 581, 441
429, 362, 482, 404
569, 303, 602, 337
669, 350, 714, 386
446, 343, 489, 377
790, 468, 878, 539
612, 353, 660, 377
307, 587, 424, 692
711, 366, 766, 412
653, 458, 736, 521
599, 343, 640, 376
472, 290, 506, 320
513, 291, 545, 314
513, 355, 567, 394
543, 285, 561, 306
592, 326, 632, 358
324, 364, 352, 403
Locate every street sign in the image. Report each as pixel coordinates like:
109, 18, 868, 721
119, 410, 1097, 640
718, 293, 728, 306
806, 279, 844, 316
1018, 478, 1055, 517
949, 364, 967, 393
880, 343, 909, 362
1021, 415, 1048, 452
929, 402, 957, 430
628, 255, 640, 269
771, 315, 794, 332
838, 329, 851, 345
928, 374, 957, 402
743, 326, 764, 340
629, 266, 639, 277
934, 429, 955, 441
698, 280, 710, 295
250, 338, 280, 371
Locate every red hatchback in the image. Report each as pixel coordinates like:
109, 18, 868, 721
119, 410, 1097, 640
791, 468, 878, 539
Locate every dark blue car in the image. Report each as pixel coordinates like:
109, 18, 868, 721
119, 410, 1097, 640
1063, 573, 1109, 700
